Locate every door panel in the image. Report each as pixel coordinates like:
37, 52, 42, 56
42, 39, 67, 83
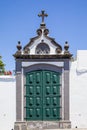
25, 70, 61, 120
43, 71, 61, 120
26, 71, 42, 120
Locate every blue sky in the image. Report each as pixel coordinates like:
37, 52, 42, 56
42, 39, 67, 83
0, 0, 87, 72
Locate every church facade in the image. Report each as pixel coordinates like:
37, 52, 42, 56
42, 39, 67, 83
13, 11, 72, 129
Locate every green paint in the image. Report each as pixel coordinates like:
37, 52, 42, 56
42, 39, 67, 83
25, 70, 61, 120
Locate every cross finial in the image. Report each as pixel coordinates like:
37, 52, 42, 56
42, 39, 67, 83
38, 10, 48, 23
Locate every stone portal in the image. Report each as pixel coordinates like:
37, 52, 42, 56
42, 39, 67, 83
13, 10, 72, 130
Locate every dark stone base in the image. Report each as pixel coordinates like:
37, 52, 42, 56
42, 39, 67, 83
14, 120, 71, 130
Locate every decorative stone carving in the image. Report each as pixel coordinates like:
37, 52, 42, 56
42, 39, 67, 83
15, 41, 22, 55
64, 41, 70, 55
56, 47, 62, 54
17, 41, 22, 51
24, 47, 30, 54
44, 29, 49, 35
38, 10, 48, 24
37, 29, 42, 36
36, 42, 50, 55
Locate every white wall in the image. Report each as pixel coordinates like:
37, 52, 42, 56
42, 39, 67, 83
70, 50, 87, 128
0, 76, 16, 130
0, 50, 87, 129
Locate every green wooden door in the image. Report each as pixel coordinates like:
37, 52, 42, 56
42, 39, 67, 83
25, 70, 61, 120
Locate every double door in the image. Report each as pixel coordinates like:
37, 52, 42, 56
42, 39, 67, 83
25, 70, 61, 120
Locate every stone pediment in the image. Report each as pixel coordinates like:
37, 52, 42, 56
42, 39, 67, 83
23, 27, 62, 55
13, 11, 72, 59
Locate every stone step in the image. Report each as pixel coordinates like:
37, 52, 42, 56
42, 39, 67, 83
44, 128, 87, 130
14, 121, 71, 130
14, 122, 87, 130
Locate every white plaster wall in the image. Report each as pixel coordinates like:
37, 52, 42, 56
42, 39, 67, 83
0, 76, 16, 130
70, 50, 87, 128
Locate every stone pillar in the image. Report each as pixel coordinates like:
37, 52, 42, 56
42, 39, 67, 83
16, 60, 22, 121
64, 60, 70, 120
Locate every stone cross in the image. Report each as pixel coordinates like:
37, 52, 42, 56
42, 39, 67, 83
38, 10, 48, 23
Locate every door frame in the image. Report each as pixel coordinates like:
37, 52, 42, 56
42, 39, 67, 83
23, 63, 63, 121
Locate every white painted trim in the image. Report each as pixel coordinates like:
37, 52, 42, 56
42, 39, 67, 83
22, 62, 64, 67
21, 68, 24, 121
